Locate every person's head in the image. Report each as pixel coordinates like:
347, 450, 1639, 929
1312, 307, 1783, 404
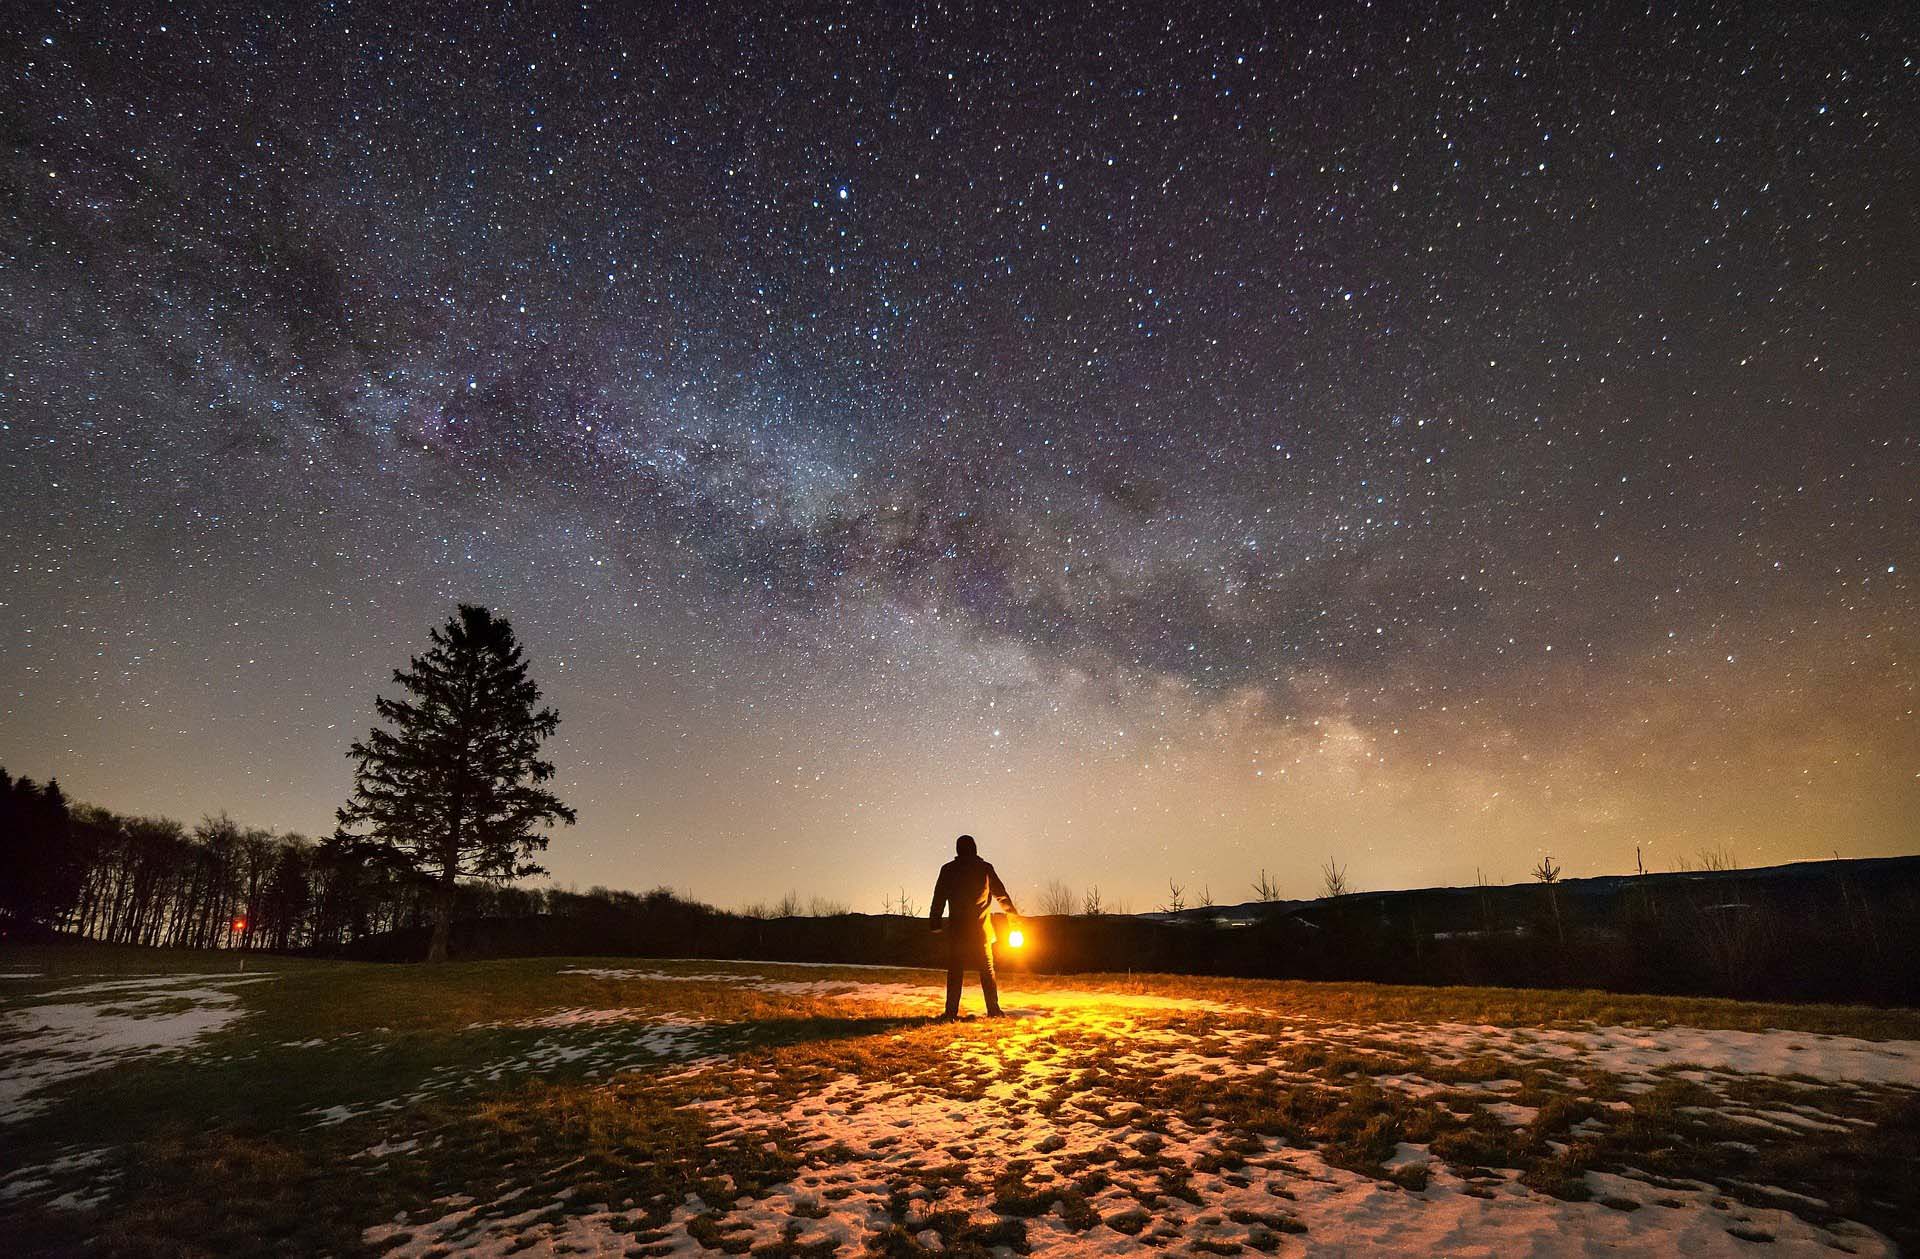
955, 834, 977, 857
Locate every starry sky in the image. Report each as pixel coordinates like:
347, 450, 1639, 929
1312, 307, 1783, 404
3, 2, 1915, 911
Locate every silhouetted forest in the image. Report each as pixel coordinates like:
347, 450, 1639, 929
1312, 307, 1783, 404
0, 769, 544, 950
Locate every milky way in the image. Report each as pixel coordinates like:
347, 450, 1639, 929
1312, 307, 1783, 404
3, 3, 1915, 907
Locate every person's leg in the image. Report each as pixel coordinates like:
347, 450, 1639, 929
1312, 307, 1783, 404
945, 933, 971, 1016
980, 940, 1002, 1015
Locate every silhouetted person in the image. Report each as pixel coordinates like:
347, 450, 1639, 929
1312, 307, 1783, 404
929, 834, 1020, 1018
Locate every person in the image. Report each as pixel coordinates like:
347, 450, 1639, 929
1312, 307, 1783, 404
928, 833, 1021, 1019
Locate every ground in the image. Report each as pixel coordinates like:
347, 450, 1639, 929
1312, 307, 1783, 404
2, 946, 1917, 1257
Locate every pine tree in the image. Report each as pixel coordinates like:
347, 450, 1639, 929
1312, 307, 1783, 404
335, 605, 576, 962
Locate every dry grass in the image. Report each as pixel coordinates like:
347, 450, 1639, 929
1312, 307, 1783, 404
2, 945, 1916, 1256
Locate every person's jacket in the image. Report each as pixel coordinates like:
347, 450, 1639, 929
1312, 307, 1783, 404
929, 853, 1018, 944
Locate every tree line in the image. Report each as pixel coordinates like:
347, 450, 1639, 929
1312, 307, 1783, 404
0, 768, 549, 951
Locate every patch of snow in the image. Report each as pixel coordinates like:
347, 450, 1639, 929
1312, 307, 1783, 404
1280, 1019, 1920, 1089
356, 1138, 422, 1159
0, 974, 273, 1123
0, 1143, 113, 1205
1478, 1100, 1539, 1127
310, 1103, 383, 1127
489, 1006, 664, 1029
364, 1192, 693, 1258
1512, 1023, 1920, 1088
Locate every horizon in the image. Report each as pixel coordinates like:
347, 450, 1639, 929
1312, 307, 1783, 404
1, 763, 1904, 919
4, 4, 1915, 916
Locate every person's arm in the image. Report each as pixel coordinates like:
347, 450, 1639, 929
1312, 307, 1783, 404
928, 867, 949, 929
988, 864, 1019, 918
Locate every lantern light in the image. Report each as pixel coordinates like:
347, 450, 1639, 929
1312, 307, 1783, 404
1007, 929, 1025, 949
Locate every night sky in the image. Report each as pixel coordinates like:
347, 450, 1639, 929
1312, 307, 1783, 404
3, 3, 1915, 910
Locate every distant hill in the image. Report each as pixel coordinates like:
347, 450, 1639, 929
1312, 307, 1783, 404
1137, 854, 1920, 930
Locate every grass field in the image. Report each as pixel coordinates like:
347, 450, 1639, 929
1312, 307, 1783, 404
3, 945, 1917, 1257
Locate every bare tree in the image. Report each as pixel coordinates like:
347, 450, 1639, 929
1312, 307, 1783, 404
1251, 868, 1282, 903
1531, 854, 1564, 945
807, 895, 849, 917
1037, 879, 1078, 917
1196, 884, 1216, 910
894, 886, 919, 917
1320, 858, 1350, 899
1696, 845, 1740, 872
1081, 885, 1104, 916
1161, 879, 1187, 913
1474, 866, 1496, 934
775, 890, 803, 918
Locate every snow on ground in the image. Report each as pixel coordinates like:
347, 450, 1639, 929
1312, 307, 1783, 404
366, 997, 1901, 1258
1253, 1017, 1920, 1091
0, 1147, 118, 1212
561, 966, 1920, 1086
1526, 1022, 1920, 1087
8, 958, 1911, 1253
0, 972, 275, 1123
348, 1172, 1892, 1259
357, 969, 1914, 1258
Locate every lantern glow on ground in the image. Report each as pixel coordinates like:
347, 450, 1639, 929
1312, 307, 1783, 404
4, 953, 1917, 1255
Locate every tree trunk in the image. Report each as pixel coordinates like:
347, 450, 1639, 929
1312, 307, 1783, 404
426, 868, 455, 963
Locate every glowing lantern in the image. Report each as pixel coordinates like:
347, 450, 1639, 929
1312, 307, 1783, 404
1007, 929, 1025, 949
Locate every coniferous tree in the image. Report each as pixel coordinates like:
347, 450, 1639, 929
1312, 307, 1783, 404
335, 604, 576, 962
0, 771, 84, 932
